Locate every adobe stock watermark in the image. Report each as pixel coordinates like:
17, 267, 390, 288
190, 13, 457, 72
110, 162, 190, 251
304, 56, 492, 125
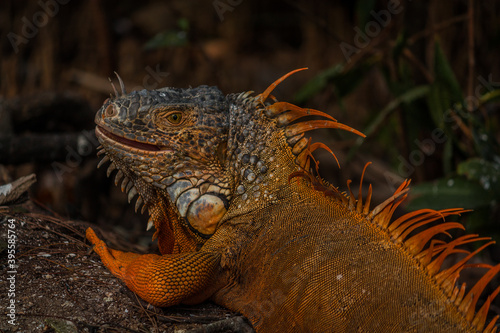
394, 128, 447, 181
340, 0, 411, 62
51, 66, 170, 181
6, 218, 18, 326
384, 74, 500, 190
129, 65, 170, 92
7, 0, 71, 54
213, 0, 243, 22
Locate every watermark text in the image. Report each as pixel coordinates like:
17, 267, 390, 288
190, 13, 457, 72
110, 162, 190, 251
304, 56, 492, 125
6, 218, 18, 325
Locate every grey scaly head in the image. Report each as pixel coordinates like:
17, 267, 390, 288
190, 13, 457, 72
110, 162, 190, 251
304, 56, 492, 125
95, 74, 231, 247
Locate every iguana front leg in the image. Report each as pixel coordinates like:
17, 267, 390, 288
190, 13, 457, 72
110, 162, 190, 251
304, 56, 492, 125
86, 228, 220, 307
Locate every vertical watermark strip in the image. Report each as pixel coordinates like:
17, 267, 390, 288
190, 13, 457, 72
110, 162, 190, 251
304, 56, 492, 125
6, 218, 17, 325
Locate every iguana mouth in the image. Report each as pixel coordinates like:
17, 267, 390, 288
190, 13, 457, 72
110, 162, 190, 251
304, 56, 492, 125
96, 126, 171, 152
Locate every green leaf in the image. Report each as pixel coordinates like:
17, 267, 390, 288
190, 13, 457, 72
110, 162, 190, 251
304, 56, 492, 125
144, 19, 190, 50
426, 40, 464, 128
347, 85, 430, 160
433, 41, 463, 102
406, 176, 495, 211
294, 58, 377, 105
177, 17, 190, 31
457, 158, 500, 196
144, 31, 188, 50
355, 0, 376, 28
479, 88, 500, 105
293, 64, 344, 104
364, 85, 430, 137
392, 30, 408, 64
442, 138, 453, 175
427, 81, 447, 128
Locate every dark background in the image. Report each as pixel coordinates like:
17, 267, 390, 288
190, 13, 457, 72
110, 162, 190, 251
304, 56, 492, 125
1, 0, 499, 263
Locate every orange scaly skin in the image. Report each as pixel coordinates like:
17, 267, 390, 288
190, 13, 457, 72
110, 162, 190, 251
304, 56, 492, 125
87, 70, 500, 332
86, 228, 220, 306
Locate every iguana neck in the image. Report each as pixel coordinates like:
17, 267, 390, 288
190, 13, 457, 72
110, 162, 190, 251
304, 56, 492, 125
223, 92, 298, 216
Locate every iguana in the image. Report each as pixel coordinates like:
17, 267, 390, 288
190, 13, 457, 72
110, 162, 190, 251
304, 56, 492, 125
86, 69, 500, 332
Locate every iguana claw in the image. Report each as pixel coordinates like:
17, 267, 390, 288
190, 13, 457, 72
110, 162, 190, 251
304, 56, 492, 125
86, 227, 141, 280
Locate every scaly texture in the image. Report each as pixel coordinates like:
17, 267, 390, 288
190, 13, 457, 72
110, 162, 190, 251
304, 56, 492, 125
87, 69, 500, 332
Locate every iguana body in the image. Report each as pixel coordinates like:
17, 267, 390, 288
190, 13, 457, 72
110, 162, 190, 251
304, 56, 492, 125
87, 69, 500, 332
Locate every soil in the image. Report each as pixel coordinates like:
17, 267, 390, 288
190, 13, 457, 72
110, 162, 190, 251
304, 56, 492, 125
0, 202, 246, 333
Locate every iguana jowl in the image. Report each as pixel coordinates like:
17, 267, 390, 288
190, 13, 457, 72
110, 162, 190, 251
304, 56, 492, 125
86, 69, 500, 332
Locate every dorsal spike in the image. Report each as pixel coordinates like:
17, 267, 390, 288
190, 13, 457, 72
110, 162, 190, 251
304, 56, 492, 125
389, 209, 443, 233
258, 68, 308, 104
483, 314, 499, 333
454, 283, 468, 307
285, 120, 366, 139
403, 210, 469, 254
108, 77, 119, 98
434, 238, 492, 285
392, 209, 468, 241
435, 240, 493, 294
460, 262, 500, 322
368, 182, 409, 220
416, 239, 445, 267
346, 180, 356, 209
305, 138, 321, 175
363, 184, 372, 215
394, 216, 443, 242
425, 229, 478, 277
267, 101, 337, 124
309, 142, 340, 169
357, 162, 371, 213
415, 235, 474, 263
376, 192, 406, 230
114, 71, 127, 96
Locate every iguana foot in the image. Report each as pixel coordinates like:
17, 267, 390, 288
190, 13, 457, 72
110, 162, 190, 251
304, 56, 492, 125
86, 227, 141, 280
86, 227, 220, 307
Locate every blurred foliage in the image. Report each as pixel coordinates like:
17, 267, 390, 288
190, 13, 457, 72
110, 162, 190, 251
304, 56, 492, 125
295, 5, 500, 240
144, 18, 190, 50
411, 42, 500, 238
295, 60, 376, 104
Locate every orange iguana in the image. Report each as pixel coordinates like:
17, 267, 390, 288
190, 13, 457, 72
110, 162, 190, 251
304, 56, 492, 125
86, 69, 500, 332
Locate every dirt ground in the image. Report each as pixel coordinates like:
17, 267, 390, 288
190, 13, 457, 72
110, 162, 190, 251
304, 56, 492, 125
0, 202, 247, 333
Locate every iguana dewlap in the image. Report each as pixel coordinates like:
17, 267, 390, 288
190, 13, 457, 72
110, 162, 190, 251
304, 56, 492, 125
86, 69, 500, 332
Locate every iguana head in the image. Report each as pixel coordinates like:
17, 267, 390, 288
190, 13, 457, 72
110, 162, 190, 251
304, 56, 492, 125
95, 70, 364, 243
95, 78, 232, 240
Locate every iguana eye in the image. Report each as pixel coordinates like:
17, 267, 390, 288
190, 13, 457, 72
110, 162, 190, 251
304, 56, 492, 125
166, 112, 183, 125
